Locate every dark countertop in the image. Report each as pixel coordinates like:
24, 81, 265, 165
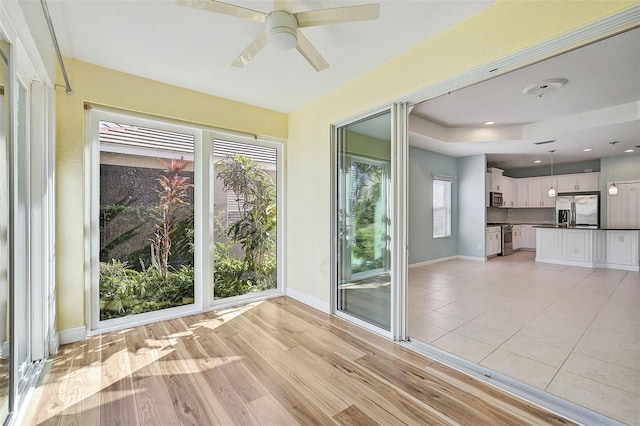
533, 225, 640, 231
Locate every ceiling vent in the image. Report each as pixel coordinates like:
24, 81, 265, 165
533, 140, 556, 145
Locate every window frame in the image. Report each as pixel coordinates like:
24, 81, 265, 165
86, 106, 285, 333
432, 177, 452, 239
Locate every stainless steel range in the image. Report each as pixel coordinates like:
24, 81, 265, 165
500, 224, 513, 256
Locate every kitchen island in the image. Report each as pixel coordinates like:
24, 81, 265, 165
535, 226, 640, 271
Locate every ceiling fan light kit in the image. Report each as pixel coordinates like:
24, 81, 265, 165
267, 10, 297, 50
178, 0, 380, 71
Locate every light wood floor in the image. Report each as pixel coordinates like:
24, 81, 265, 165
24, 297, 575, 425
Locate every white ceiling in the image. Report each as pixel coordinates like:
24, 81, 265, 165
47, 0, 494, 113
409, 27, 640, 169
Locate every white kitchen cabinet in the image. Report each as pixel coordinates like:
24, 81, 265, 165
527, 176, 558, 208
486, 226, 501, 256
513, 225, 522, 250
563, 229, 591, 262
517, 179, 530, 207
535, 228, 639, 271
606, 230, 639, 269
523, 225, 537, 249
488, 168, 505, 192
537, 228, 563, 259
557, 173, 599, 192
528, 178, 543, 207
501, 177, 517, 208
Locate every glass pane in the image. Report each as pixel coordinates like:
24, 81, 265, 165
337, 111, 392, 330
14, 81, 30, 407
0, 38, 10, 421
212, 140, 277, 300
99, 121, 195, 320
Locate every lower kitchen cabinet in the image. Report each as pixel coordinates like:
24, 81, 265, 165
486, 226, 501, 256
537, 228, 563, 259
523, 225, 537, 250
513, 225, 522, 250
536, 228, 640, 271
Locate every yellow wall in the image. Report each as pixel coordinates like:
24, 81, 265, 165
56, 58, 287, 331
285, 1, 638, 305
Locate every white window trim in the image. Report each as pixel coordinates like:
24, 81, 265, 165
85, 106, 284, 334
432, 176, 453, 239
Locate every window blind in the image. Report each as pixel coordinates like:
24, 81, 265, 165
433, 179, 452, 238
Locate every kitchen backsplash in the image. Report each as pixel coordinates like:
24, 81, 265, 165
487, 207, 555, 224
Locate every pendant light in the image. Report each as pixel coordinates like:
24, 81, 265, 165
548, 149, 556, 197
608, 141, 619, 196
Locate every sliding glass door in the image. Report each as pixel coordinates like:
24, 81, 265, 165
0, 37, 10, 424
336, 110, 393, 331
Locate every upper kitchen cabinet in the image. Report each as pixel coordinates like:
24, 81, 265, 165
502, 177, 516, 207
517, 178, 530, 207
488, 168, 505, 192
557, 173, 599, 193
529, 176, 557, 207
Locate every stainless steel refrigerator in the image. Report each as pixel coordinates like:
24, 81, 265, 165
556, 192, 600, 227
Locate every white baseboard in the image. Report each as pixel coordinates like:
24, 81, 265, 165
536, 256, 640, 272
456, 255, 486, 262
49, 333, 60, 356
409, 256, 457, 269
409, 255, 485, 268
286, 287, 330, 314
59, 326, 87, 345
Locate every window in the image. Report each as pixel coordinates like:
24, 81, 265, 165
88, 107, 283, 331
433, 178, 452, 238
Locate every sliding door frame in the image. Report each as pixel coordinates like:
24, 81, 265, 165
331, 103, 408, 341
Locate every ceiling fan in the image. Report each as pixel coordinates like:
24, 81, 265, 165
177, 0, 380, 71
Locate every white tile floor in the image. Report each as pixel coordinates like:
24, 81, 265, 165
408, 251, 640, 425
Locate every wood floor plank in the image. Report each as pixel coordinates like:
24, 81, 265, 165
333, 404, 381, 426
230, 316, 352, 417
132, 375, 180, 426
124, 328, 180, 426
58, 335, 102, 426
99, 331, 139, 426
288, 399, 338, 426
246, 394, 299, 425
223, 332, 308, 410
25, 297, 575, 426
320, 350, 454, 426
27, 342, 81, 425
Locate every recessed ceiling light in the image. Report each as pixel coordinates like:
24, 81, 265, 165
582, 148, 593, 152
484, 121, 495, 125
534, 160, 542, 164
624, 149, 635, 153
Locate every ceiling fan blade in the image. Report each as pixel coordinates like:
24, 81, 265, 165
296, 4, 380, 28
296, 30, 329, 72
176, 0, 267, 23
231, 31, 268, 68
273, 0, 292, 12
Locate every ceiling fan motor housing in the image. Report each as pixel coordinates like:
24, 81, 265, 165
266, 10, 298, 50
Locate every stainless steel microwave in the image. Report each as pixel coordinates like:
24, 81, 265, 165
490, 191, 503, 207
